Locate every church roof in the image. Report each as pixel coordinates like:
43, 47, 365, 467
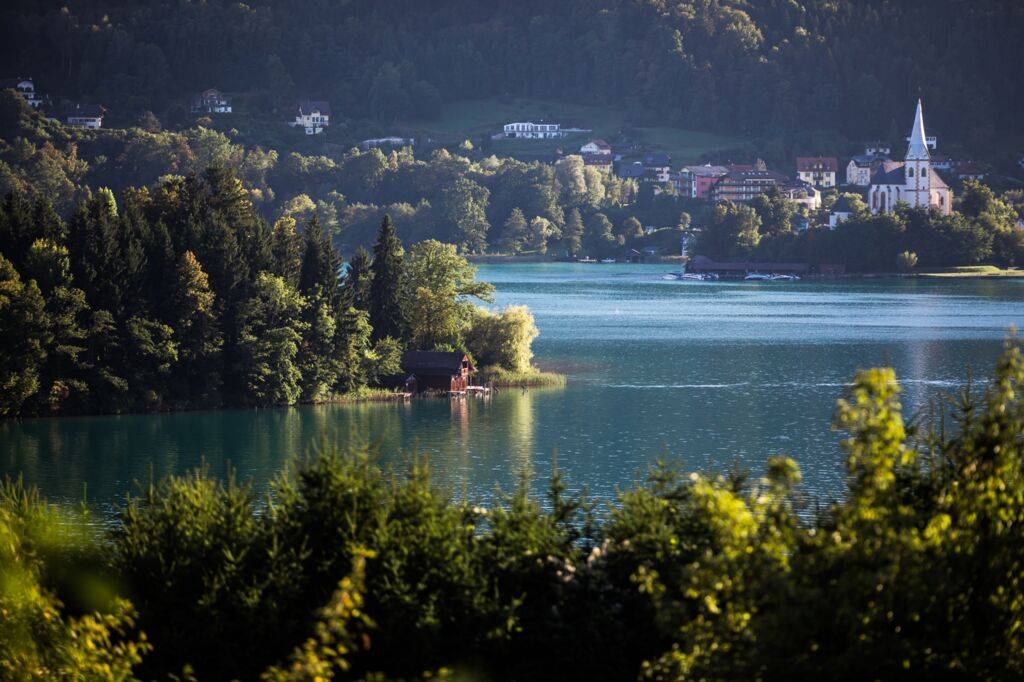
906, 99, 931, 161
872, 161, 906, 185
870, 161, 949, 190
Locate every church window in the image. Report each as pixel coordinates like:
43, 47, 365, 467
908, 167, 914, 178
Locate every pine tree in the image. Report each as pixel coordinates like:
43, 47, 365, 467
499, 208, 529, 254
564, 208, 585, 256
0, 255, 47, 415
271, 216, 301, 288
298, 216, 339, 307
342, 246, 373, 311
66, 190, 122, 314
237, 273, 307, 406
168, 251, 222, 405
367, 214, 407, 342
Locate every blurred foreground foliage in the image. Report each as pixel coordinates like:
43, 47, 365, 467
6, 341, 1024, 680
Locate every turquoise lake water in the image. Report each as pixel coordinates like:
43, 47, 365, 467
3, 263, 1024, 513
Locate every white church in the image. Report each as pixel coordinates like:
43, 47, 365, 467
868, 100, 951, 215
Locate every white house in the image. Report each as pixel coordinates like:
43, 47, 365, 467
781, 180, 821, 211
869, 100, 951, 216
829, 195, 859, 228
796, 157, 838, 188
191, 88, 232, 114
293, 100, 331, 135
1, 77, 43, 108
504, 122, 567, 139
65, 104, 104, 129
580, 139, 611, 156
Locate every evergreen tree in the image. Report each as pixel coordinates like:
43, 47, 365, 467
342, 246, 373, 311
368, 214, 408, 342
564, 208, 585, 256
298, 296, 340, 402
270, 216, 301, 287
499, 208, 529, 254
0, 255, 47, 415
298, 216, 339, 307
584, 213, 616, 258
237, 273, 307, 406
168, 251, 222, 405
67, 189, 122, 315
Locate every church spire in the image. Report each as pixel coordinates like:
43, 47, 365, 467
906, 99, 930, 161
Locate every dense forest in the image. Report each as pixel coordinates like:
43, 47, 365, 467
6, 343, 1024, 679
0, 165, 547, 417
2, 0, 1022, 150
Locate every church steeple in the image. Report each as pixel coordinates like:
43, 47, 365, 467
906, 99, 930, 161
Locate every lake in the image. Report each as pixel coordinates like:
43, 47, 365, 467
3, 263, 1024, 513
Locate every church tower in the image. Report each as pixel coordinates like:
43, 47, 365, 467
904, 99, 931, 208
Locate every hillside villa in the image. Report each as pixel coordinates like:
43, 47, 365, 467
64, 103, 105, 129
191, 88, 232, 114
1, 77, 43, 108
293, 100, 331, 135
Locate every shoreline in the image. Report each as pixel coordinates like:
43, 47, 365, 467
469, 258, 1024, 280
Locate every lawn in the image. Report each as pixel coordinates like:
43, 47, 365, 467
918, 265, 1024, 278
400, 97, 746, 165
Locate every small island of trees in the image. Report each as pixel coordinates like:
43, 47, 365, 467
0, 169, 556, 418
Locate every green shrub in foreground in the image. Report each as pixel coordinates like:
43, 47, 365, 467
6, 342, 1024, 680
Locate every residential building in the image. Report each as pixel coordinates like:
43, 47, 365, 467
643, 153, 671, 183
293, 100, 331, 135
796, 157, 838, 188
956, 163, 985, 181
504, 122, 567, 139
711, 167, 787, 203
580, 139, 611, 156
581, 153, 612, 172
869, 100, 951, 216
865, 142, 892, 157
930, 153, 954, 171
846, 156, 881, 186
190, 88, 232, 114
829, 195, 858, 228
1, 77, 43, 108
616, 161, 647, 181
65, 103, 104, 129
678, 164, 728, 199
780, 180, 821, 211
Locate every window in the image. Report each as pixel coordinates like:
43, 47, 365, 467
908, 167, 914, 178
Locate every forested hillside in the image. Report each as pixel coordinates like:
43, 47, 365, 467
2, 0, 1022, 148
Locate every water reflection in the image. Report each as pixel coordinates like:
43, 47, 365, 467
3, 267, 1024, 512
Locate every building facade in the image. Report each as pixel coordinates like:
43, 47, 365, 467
293, 101, 330, 135
868, 100, 951, 216
642, 153, 671, 183
678, 164, 729, 199
580, 139, 611, 155
191, 88, 232, 114
504, 122, 565, 139
796, 157, 838, 187
1, 77, 43, 108
711, 168, 787, 203
65, 104, 104, 128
